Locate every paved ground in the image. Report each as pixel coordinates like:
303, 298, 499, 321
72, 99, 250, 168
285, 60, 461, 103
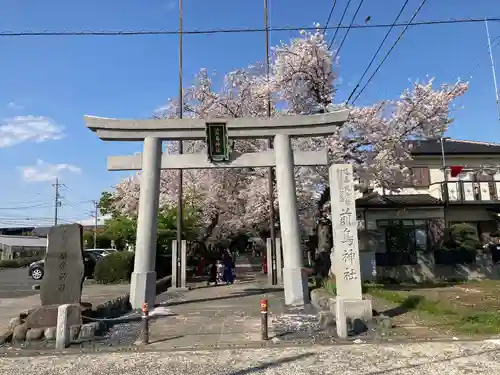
149, 277, 285, 348
146, 257, 325, 349
2, 340, 500, 374
0, 267, 39, 298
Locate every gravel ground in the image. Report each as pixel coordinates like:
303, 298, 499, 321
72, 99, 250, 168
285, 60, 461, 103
1, 340, 500, 374
0, 291, 187, 352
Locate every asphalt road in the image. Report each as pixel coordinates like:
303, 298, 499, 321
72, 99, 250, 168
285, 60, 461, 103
0, 267, 39, 298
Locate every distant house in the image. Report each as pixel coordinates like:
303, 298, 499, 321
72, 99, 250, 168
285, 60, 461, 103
356, 139, 500, 282
0, 235, 47, 261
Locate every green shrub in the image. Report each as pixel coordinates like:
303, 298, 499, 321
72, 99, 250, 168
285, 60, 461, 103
0, 257, 42, 269
322, 276, 337, 295
94, 252, 135, 284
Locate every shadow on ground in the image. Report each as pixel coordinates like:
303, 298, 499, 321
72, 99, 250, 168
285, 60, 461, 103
380, 295, 425, 318
373, 280, 464, 291
228, 353, 315, 375
156, 288, 283, 308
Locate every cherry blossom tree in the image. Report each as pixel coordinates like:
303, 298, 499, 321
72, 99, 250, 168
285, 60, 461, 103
109, 27, 468, 246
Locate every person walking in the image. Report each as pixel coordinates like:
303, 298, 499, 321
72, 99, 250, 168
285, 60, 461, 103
222, 249, 234, 285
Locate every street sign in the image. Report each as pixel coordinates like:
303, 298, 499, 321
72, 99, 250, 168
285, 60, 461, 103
206, 122, 229, 162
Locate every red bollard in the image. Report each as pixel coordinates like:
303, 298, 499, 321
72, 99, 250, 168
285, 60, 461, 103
260, 299, 268, 340
141, 302, 150, 344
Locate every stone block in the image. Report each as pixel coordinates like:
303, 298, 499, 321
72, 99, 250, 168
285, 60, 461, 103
44, 327, 57, 341
70, 325, 81, 341
41, 224, 85, 306
26, 304, 82, 329
318, 310, 335, 329
78, 322, 100, 340
335, 297, 373, 338
26, 328, 45, 341
310, 288, 336, 311
12, 323, 28, 342
56, 304, 75, 350
9, 317, 22, 331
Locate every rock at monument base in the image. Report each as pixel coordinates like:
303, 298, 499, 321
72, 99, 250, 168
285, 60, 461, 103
8, 317, 22, 331
12, 324, 28, 342
26, 328, 45, 341
41, 224, 85, 306
79, 322, 100, 340
44, 327, 57, 341
26, 304, 82, 329
69, 325, 81, 341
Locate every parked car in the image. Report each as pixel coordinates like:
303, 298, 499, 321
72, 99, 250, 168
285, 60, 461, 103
29, 250, 104, 281
86, 248, 117, 257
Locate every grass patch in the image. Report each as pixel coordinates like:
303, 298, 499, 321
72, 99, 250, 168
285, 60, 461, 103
367, 286, 500, 335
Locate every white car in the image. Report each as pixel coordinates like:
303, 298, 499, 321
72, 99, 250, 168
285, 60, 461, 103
86, 248, 117, 257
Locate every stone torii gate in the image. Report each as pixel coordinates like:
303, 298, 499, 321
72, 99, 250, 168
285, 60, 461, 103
84, 111, 349, 309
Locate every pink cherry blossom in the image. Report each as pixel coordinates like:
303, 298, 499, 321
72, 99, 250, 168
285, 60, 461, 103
111, 27, 468, 241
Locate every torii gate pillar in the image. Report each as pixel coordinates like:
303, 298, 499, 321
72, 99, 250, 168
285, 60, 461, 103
274, 134, 309, 305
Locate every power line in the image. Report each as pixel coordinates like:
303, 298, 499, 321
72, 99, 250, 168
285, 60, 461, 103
346, 0, 410, 103
328, 0, 353, 48
1, 17, 500, 38
330, 0, 365, 58
322, 0, 337, 34
351, 0, 428, 105
0, 203, 52, 210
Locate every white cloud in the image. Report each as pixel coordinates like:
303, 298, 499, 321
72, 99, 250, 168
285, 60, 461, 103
0, 115, 65, 148
21, 159, 82, 183
164, 1, 177, 11
7, 101, 23, 110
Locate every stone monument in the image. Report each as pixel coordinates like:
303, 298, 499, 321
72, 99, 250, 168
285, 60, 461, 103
329, 164, 372, 338
40, 224, 85, 306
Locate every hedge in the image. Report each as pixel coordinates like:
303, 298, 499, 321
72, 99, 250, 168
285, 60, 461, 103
94, 251, 135, 284
0, 257, 42, 269
94, 252, 173, 284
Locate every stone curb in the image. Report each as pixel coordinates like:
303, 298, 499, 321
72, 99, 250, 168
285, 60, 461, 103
0, 275, 172, 346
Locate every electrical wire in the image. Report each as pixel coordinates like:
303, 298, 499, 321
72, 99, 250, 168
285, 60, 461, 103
0, 17, 499, 38
331, 0, 365, 59
346, 0, 410, 103
322, 0, 337, 35
328, 0, 353, 48
0, 203, 53, 210
351, 0, 428, 105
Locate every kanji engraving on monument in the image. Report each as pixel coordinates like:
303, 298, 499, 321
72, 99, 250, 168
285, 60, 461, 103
40, 224, 85, 306
329, 164, 363, 300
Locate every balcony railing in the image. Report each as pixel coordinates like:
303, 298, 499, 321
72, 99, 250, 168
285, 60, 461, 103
441, 181, 500, 203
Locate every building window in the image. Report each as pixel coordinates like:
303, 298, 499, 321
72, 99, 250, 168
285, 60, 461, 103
377, 219, 429, 252
411, 167, 431, 187
375, 219, 428, 266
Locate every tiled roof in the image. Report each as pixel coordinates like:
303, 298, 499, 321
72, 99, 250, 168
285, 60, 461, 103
0, 235, 48, 248
409, 139, 500, 155
356, 193, 443, 208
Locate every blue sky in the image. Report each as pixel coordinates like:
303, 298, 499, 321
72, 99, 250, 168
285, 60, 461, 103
0, 0, 499, 227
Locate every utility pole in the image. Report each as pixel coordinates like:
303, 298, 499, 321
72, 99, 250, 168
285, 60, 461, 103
176, 0, 184, 288
92, 200, 99, 249
52, 178, 64, 226
264, 0, 277, 285
485, 18, 500, 120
